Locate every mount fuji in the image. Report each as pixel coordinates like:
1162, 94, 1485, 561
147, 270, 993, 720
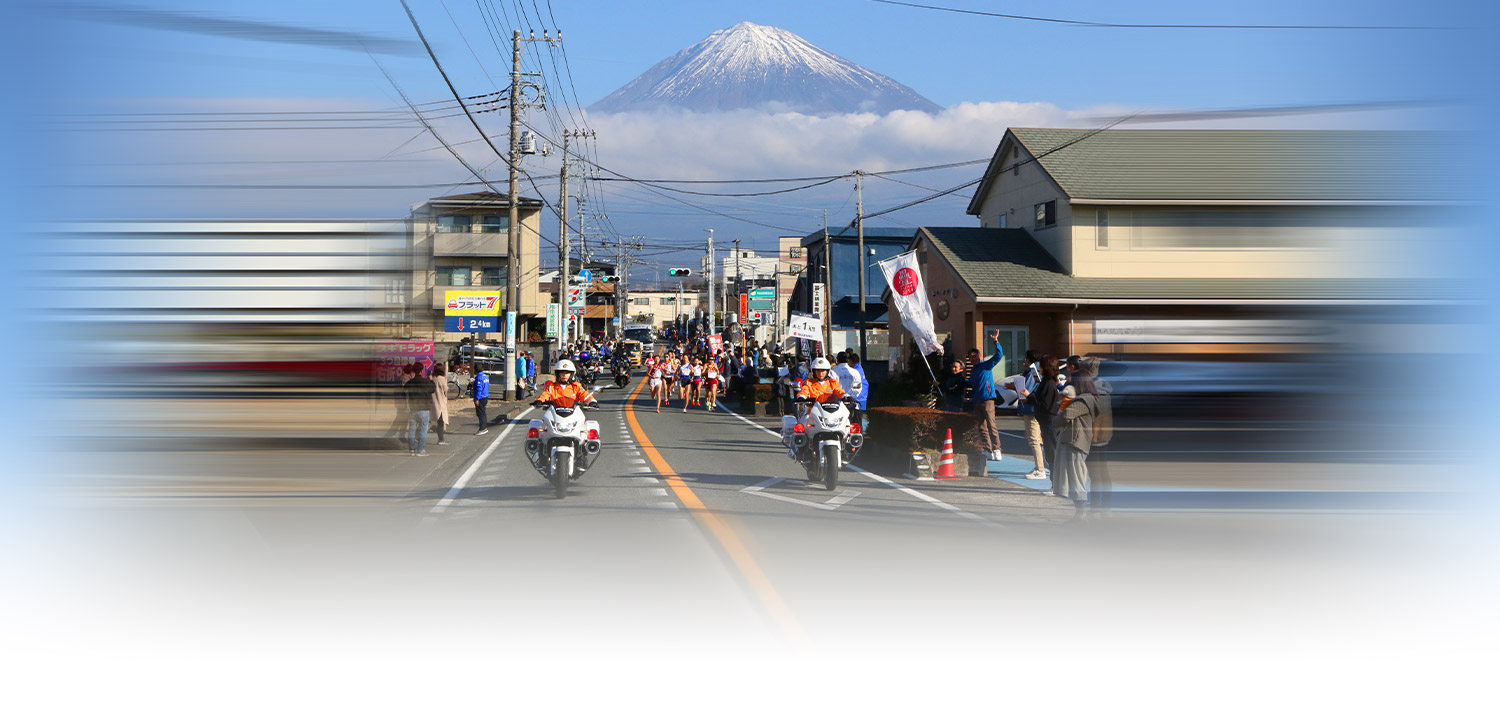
588, 22, 941, 115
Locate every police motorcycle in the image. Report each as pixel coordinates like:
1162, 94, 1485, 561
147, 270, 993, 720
779, 359, 864, 491
611, 353, 632, 388
577, 357, 601, 387
524, 361, 602, 499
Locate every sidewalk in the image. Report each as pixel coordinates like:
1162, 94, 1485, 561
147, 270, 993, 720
63, 393, 536, 502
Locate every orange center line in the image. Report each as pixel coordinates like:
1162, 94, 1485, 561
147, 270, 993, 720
623, 377, 807, 643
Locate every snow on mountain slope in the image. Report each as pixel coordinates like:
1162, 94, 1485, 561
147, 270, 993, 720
589, 22, 941, 115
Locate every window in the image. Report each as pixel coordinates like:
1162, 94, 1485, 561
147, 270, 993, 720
997, 214, 1007, 229
1096, 210, 1109, 249
479, 215, 509, 233
481, 266, 506, 286
788, 248, 803, 258
1034, 200, 1056, 230
659, 297, 675, 305
436, 215, 468, 233
436, 266, 471, 286
633, 297, 650, 306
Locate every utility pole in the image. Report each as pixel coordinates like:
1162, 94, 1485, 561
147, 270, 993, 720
705, 229, 715, 337
557, 132, 570, 358
855, 170, 868, 362
732, 238, 742, 327
502, 29, 557, 399
557, 129, 595, 354
822, 211, 833, 353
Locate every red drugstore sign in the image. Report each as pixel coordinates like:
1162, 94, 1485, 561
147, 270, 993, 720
444, 291, 502, 316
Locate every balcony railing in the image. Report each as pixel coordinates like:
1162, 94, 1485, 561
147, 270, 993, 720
430, 230, 509, 257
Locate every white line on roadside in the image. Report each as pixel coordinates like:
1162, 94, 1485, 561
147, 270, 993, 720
715, 403, 1002, 529
425, 406, 533, 518
739, 476, 862, 511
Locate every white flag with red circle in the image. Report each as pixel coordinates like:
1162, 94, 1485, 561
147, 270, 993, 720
878, 250, 942, 355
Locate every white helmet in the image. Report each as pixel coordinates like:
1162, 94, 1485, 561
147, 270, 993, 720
810, 357, 833, 371
555, 359, 576, 373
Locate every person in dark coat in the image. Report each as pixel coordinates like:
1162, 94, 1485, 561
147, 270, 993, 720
1033, 355, 1063, 495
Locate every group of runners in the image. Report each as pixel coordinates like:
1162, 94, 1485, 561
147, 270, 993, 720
643, 351, 725, 413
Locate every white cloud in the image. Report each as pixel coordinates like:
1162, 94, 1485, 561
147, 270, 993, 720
584, 101, 1091, 181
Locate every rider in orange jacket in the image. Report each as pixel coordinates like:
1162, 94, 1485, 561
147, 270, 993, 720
534, 359, 598, 408
796, 357, 846, 403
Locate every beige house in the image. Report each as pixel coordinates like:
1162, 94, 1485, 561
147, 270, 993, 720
407, 192, 547, 342
887, 128, 1452, 374
625, 290, 704, 331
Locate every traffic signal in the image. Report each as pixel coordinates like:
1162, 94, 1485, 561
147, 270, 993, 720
597, 275, 618, 283
668, 268, 692, 276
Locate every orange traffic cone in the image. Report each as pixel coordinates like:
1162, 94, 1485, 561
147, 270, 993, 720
936, 428, 958, 478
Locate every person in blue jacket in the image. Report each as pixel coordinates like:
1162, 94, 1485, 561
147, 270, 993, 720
966, 329, 1005, 461
515, 352, 529, 399
472, 368, 491, 435
851, 352, 870, 412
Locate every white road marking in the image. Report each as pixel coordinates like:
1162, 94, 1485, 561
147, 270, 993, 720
740, 477, 862, 511
716, 403, 1002, 529
425, 406, 533, 518
647, 488, 669, 496
652, 501, 680, 511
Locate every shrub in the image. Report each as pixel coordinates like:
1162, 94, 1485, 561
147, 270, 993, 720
860, 406, 981, 470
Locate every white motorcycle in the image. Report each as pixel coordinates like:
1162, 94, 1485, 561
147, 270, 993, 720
780, 398, 864, 491
525, 400, 602, 498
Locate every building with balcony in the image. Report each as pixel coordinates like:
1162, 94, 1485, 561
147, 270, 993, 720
407, 191, 546, 343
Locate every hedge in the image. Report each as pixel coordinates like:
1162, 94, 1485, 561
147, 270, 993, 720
859, 406, 982, 471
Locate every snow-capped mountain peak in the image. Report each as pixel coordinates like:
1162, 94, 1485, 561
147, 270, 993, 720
589, 22, 941, 115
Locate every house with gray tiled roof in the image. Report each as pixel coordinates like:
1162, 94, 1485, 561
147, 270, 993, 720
885, 128, 1455, 375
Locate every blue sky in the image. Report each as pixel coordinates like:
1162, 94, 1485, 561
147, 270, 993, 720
20, 1, 1485, 261
53, 0, 1458, 110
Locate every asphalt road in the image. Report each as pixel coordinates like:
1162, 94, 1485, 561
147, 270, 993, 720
15, 372, 1494, 717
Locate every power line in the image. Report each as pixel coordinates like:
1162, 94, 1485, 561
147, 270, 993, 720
867, 0, 1452, 31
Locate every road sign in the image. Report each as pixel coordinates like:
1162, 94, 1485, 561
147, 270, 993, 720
787, 312, 822, 342
446, 316, 499, 332
578, 269, 592, 284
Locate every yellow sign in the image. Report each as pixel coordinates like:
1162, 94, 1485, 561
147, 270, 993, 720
444, 290, 502, 317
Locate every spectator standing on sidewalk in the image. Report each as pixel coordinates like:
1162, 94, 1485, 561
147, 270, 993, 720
472, 368, 491, 435
404, 368, 437, 457
1054, 374, 1099, 517
832, 352, 862, 407
1034, 355, 1063, 495
430, 365, 451, 446
525, 352, 537, 390
966, 330, 1005, 461
1011, 350, 1049, 481
1080, 357, 1114, 515
851, 353, 869, 412
515, 352, 530, 399
941, 359, 967, 413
